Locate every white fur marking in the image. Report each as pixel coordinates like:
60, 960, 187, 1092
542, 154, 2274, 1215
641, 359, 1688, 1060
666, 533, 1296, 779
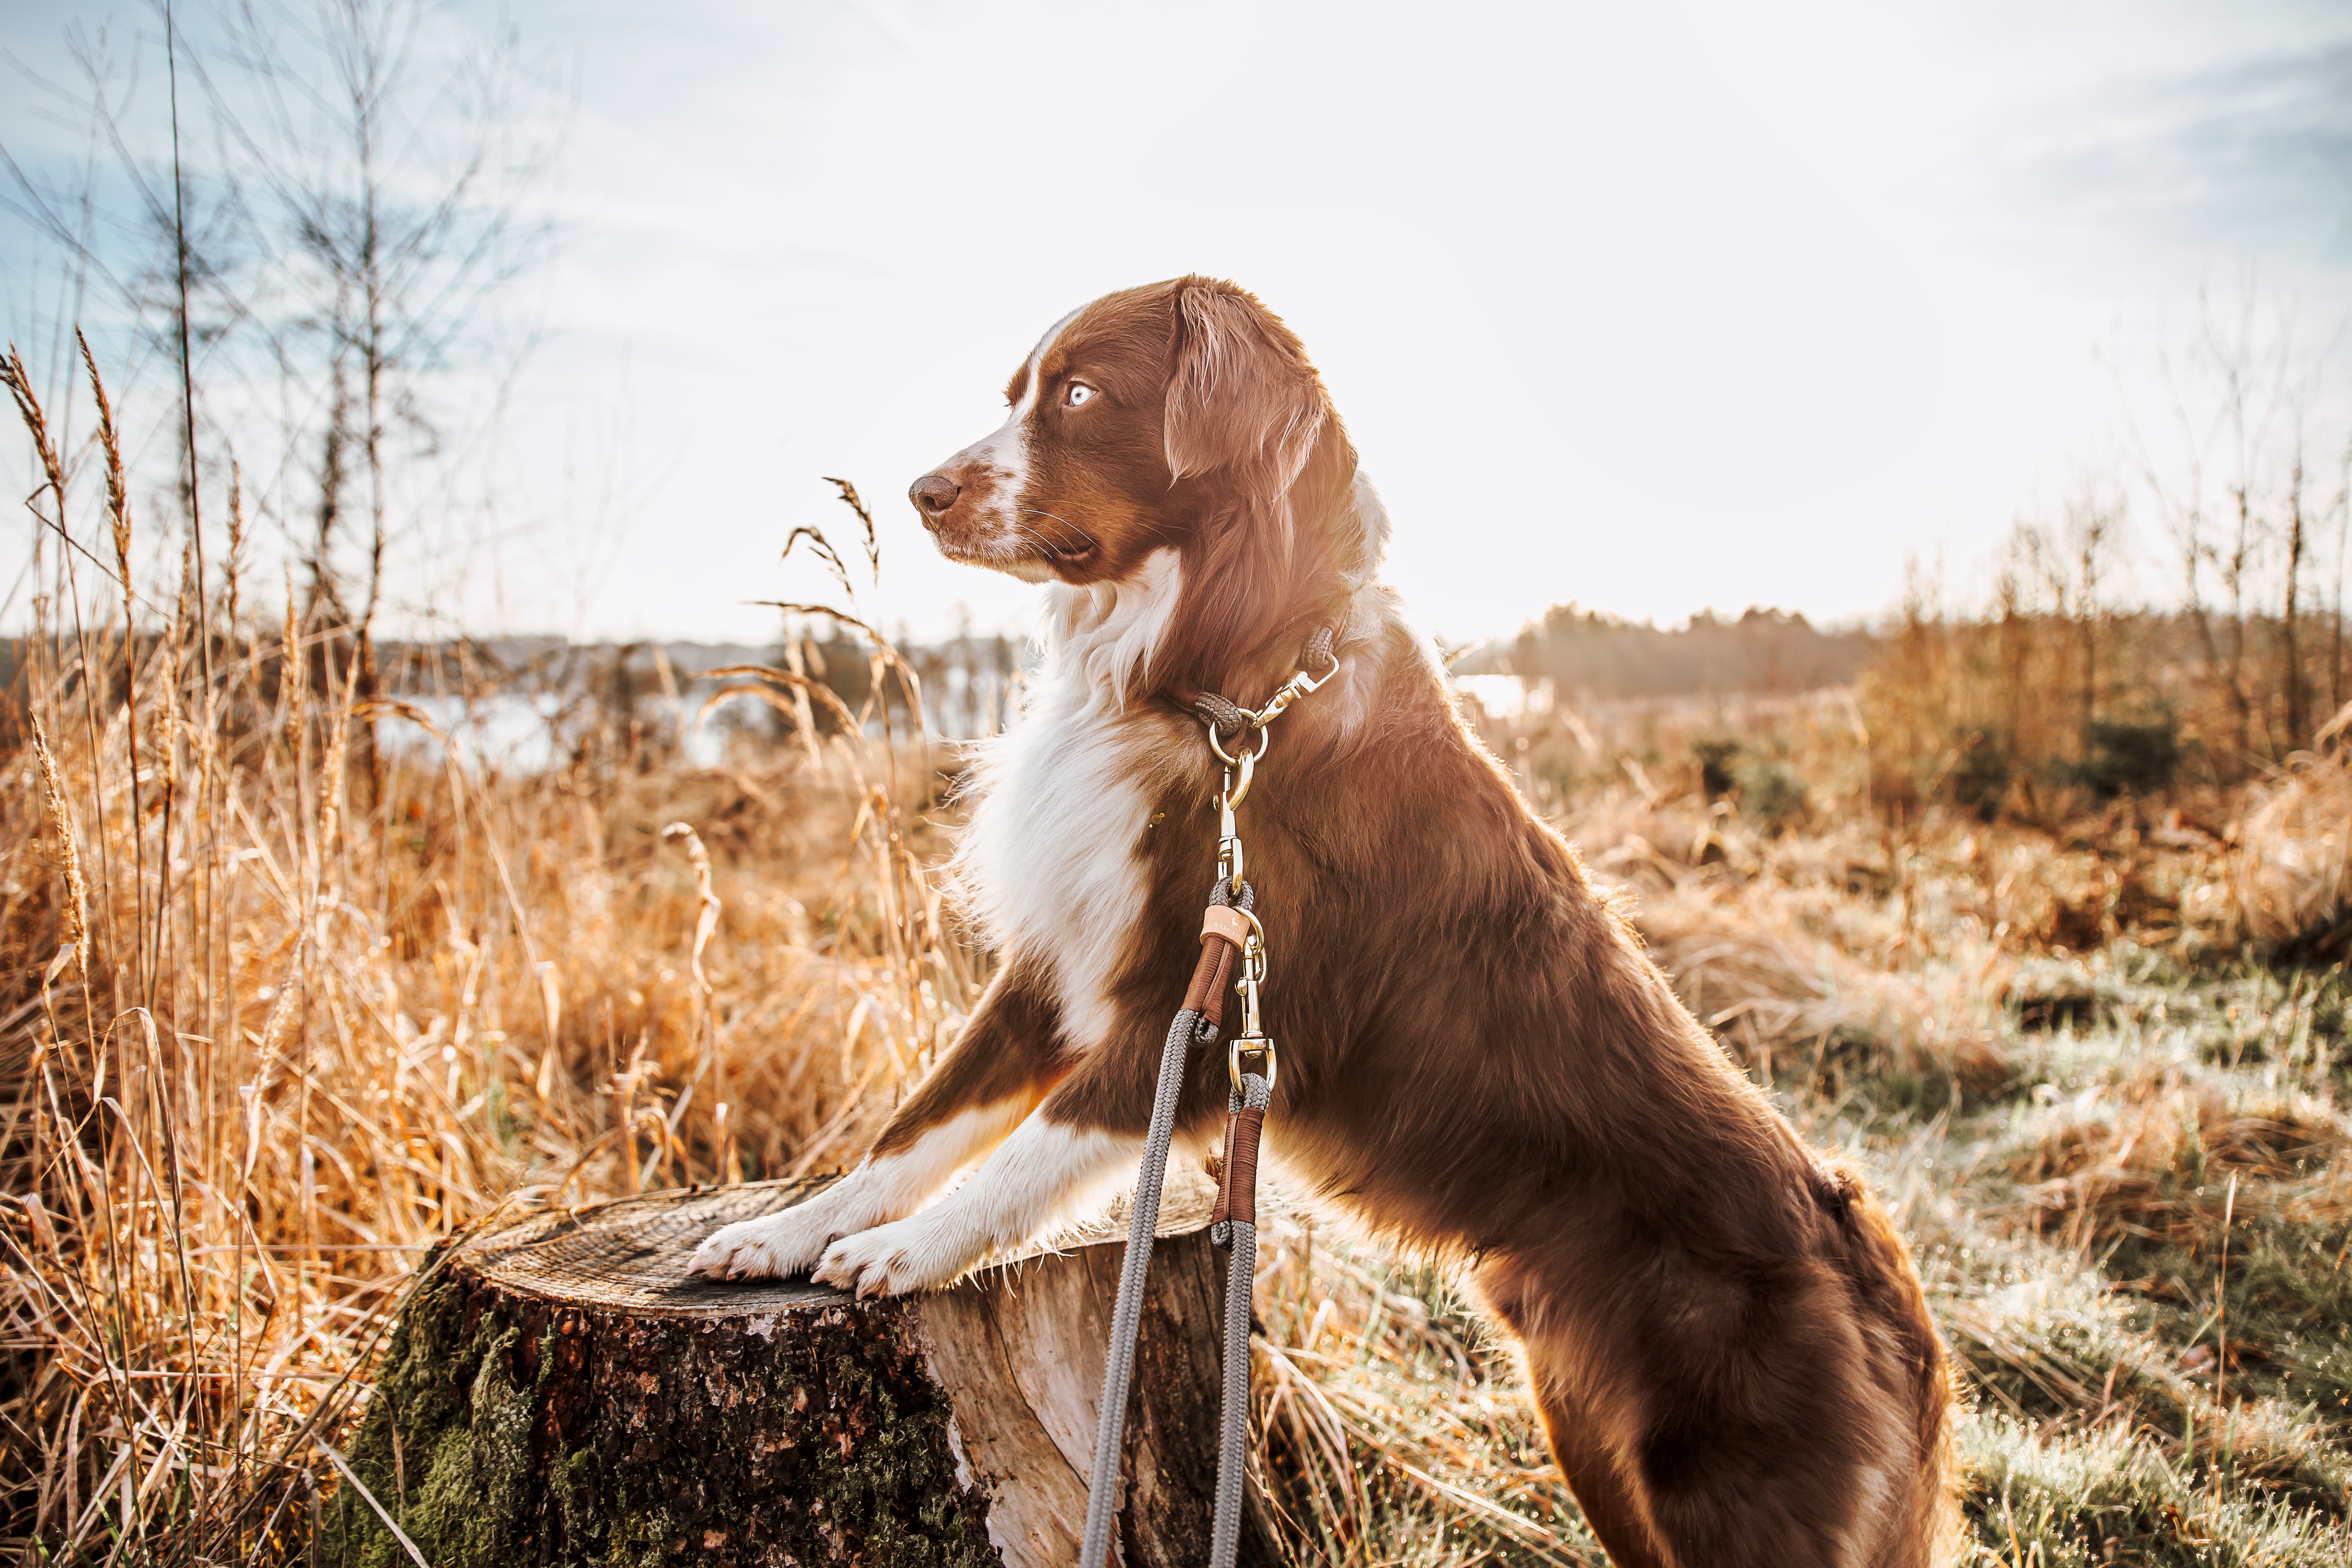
1043, 547, 1184, 704
814, 1112, 1139, 1295
955, 549, 1182, 1049
686, 1102, 1023, 1279
934, 307, 1084, 570
1348, 470, 1393, 577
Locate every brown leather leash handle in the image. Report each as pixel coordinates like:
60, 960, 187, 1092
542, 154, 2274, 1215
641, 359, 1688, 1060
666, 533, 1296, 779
1190, 904, 1271, 1230
1187, 908, 1245, 1024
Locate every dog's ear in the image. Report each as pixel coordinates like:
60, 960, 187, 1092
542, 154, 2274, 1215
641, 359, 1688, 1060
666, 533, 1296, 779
1152, 280, 1365, 695
1164, 282, 1326, 491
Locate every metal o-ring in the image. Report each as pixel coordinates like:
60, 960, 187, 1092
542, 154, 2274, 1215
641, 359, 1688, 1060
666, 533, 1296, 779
1204, 717, 1271, 768
1229, 905, 1268, 969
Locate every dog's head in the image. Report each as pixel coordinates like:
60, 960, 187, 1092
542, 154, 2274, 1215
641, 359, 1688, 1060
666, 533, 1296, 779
910, 277, 1379, 689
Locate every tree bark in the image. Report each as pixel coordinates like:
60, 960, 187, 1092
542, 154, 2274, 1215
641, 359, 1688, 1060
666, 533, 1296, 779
328, 1173, 1277, 1568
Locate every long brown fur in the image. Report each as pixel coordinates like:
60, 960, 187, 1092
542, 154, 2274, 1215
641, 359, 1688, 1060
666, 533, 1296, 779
877, 278, 1956, 1565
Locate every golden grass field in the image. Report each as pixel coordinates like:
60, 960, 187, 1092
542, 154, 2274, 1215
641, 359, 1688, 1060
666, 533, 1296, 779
5, 363, 2352, 1565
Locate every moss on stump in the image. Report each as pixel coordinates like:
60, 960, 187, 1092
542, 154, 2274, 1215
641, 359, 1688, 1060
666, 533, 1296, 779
328, 1177, 1271, 1567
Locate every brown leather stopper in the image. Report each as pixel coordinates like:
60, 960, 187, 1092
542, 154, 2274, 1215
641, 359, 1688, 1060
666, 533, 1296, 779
1182, 934, 1237, 1024
1209, 1107, 1265, 1228
1200, 905, 1251, 949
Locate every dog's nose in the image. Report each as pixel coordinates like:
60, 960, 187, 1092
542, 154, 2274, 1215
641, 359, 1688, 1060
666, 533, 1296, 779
909, 474, 960, 527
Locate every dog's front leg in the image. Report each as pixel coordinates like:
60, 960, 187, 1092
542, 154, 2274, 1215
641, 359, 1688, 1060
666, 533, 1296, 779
813, 1015, 1185, 1297
688, 961, 1065, 1280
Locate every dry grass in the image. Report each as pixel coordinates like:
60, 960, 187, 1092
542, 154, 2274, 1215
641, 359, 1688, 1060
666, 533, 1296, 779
1, 351, 980, 1562
0, 704, 968, 1563
5, 351, 2352, 1566
1447, 684, 2352, 1565
2233, 707, 2352, 953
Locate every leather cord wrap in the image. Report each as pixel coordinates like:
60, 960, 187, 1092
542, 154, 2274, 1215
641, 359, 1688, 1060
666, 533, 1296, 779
1208, 1069, 1273, 1568
1185, 926, 1240, 1023
1192, 688, 1256, 743
1208, 1106, 1264, 1228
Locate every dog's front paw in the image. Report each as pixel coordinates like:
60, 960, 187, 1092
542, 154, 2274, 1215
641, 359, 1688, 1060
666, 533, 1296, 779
687, 1203, 843, 1281
811, 1216, 977, 1298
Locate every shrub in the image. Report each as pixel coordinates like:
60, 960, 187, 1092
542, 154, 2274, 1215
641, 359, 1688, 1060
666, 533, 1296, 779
2066, 715, 2181, 798
1949, 726, 2012, 820
1736, 756, 1810, 830
1694, 735, 1741, 799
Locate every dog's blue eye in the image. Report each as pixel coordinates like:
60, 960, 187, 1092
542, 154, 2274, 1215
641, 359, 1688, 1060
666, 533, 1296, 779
1066, 383, 1094, 407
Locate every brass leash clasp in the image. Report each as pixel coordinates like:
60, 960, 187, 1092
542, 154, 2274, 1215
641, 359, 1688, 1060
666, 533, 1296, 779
1248, 643, 1341, 729
1229, 1033, 1276, 1094
1227, 905, 1274, 1093
1206, 721, 1266, 815
1199, 633, 1340, 1091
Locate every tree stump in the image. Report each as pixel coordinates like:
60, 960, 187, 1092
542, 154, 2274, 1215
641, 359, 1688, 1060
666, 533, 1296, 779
328, 1172, 1278, 1567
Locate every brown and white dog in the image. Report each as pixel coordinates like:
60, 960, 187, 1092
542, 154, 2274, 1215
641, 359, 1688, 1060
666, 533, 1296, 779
689, 277, 1957, 1568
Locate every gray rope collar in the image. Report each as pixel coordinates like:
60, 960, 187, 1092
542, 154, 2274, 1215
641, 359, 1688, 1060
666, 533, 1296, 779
1190, 620, 1344, 741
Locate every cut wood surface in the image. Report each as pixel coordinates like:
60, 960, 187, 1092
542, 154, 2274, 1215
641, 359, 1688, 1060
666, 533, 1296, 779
328, 1171, 1278, 1567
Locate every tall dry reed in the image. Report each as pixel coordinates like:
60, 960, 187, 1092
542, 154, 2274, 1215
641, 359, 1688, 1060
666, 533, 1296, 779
0, 352, 971, 1563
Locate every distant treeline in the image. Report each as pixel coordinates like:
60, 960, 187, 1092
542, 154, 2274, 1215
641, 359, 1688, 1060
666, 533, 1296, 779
0, 610, 1872, 754
1465, 604, 1877, 697
382, 628, 1024, 741
1866, 603, 2350, 808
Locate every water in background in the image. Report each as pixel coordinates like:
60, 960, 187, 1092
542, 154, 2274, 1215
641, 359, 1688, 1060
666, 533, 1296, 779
365, 636, 1538, 774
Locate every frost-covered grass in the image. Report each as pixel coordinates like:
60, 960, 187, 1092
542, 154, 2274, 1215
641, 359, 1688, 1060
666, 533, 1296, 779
1242, 944, 2352, 1565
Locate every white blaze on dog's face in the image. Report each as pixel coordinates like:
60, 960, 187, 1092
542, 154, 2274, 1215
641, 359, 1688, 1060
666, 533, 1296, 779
908, 309, 1084, 582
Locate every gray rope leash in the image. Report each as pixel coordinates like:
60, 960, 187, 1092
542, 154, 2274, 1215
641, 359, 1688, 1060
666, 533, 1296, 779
1207, 1069, 1271, 1568
1086, 622, 1339, 1567
1077, 1005, 1201, 1568
1079, 881, 1252, 1568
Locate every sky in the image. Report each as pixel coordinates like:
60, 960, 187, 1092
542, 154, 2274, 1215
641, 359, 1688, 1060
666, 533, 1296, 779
4, 0, 2350, 646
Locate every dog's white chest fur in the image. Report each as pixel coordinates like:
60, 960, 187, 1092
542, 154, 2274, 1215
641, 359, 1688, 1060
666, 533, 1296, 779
955, 550, 1184, 1051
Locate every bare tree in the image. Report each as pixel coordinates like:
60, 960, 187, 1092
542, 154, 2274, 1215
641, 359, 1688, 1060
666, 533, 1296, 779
2285, 446, 2308, 746
2002, 480, 2124, 752
3, 1, 559, 682
202, 0, 559, 768
2334, 436, 2350, 717
2070, 490, 2119, 738
2121, 282, 2345, 766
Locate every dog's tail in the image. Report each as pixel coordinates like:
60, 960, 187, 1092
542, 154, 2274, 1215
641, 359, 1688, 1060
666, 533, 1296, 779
1812, 1158, 1963, 1567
